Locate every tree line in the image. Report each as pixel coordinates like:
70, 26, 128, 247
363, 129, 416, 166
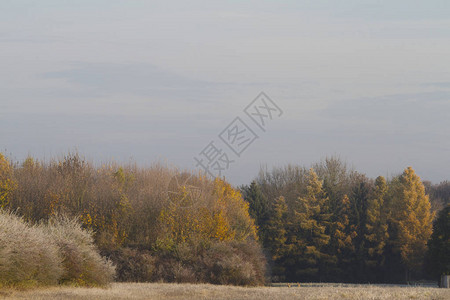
0, 152, 265, 285
241, 157, 448, 283
0, 152, 448, 285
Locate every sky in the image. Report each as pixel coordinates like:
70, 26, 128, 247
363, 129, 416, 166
1, 0, 450, 185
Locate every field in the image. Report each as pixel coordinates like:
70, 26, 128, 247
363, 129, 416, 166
1, 283, 449, 300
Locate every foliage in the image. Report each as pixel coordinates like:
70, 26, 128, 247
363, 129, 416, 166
0, 153, 16, 208
0, 210, 114, 288
4, 152, 263, 286
42, 215, 116, 286
424, 180, 450, 211
158, 178, 257, 246
328, 194, 357, 279
101, 248, 155, 282
3, 152, 443, 285
389, 167, 434, 274
426, 205, 450, 279
0, 210, 62, 287
241, 181, 269, 240
151, 240, 267, 286
287, 169, 333, 281
364, 176, 389, 280
254, 157, 437, 283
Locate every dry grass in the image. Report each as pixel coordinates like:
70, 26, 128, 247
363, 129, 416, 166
0, 283, 449, 300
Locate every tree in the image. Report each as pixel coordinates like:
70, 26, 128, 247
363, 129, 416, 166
313, 156, 351, 203
390, 167, 434, 280
0, 153, 16, 208
241, 181, 269, 239
364, 176, 389, 281
328, 194, 357, 280
426, 205, 450, 281
265, 196, 289, 280
348, 173, 372, 282
424, 181, 450, 212
159, 178, 258, 245
289, 168, 332, 281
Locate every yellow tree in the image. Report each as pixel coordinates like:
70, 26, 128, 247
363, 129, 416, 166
290, 168, 332, 281
390, 167, 433, 278
158, 177, 257, 246
329, 194, 357, 279
0, 153, 16, 208
265, 196, 288, 261
213, 178, 258, 241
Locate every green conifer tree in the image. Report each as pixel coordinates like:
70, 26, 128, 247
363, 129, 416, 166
426, 205, 450, 281
365, 176, 389, 278
265, 196, 289, 280
242, 181, 269, 240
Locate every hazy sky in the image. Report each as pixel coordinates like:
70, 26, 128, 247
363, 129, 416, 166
1, 0, 450, 185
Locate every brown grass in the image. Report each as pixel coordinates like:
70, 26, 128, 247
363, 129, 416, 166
0, 283, 449, 300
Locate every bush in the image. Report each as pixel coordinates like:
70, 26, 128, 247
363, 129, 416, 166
154, 258, 198, 283
201, 240, 267, 286
0, 210, 63, 287
42, 215, 116, 286
0, 210, 115, 288
151, 240, 267, 286
102, 248, 155, 282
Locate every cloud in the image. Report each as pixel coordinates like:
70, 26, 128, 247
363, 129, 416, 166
41, 62, 218, 98
421, 82, 450, 89
320, 91, 450, 131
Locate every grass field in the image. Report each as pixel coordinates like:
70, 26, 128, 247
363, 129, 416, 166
1, 283, 449, 300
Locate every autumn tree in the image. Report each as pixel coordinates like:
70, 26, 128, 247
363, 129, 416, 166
90, 167, 133, 248
0, 153, 16, 208
313, 156, 351, 203
364, 176, 389, 281
389, 167, 434, 280
328, 194, 357, 280
159, 178, 257, 246
288, 168, 332, 281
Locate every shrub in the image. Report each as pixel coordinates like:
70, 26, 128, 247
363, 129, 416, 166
154, 258, 198, 283
102, 248, 155, 282
201, 240, 267, 286
41, 215, 116, 286
151, 240, 267, 286
0, 211, 115, 288
0, 210, 63, 287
